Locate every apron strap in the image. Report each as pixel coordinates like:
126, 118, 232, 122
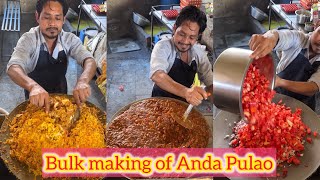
151, 55, 197, 102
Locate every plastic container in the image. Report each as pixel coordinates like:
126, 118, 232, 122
153, 31, 172, 44
79, 29, 85, 43
212, 48, 275, 117
79, 27, 99, 43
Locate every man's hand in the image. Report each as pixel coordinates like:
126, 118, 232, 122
249, 30, 279, 59
29, 84, 50, 113
184, 86, 208, 106
73, 81, 91, 106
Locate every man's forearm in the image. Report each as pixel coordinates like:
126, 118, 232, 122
151, 71, 188, 98
277, 78, 319, 96
79, 58, 97, 83
7, 65, 38, 92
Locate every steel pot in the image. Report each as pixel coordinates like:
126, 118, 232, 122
0, 107, 9, 127
250, 6, 268, 21
305, 22, 314, 32
212, 48, 275, 117
296, 9, 311, 25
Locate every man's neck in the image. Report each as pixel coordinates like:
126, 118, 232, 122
180, 51, 188, 63
44, 38, 57, 55
309, 44, 317, 59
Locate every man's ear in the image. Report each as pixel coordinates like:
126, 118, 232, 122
35, 11, 40, 23
173, 24, 177, 34
198, 33, 202, 41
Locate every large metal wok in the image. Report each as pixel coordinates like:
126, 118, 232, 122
213, 93, 320, 180
108, 97, 213, 148
0, 94, 106, 180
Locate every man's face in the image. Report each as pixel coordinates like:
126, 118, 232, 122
36, 1, 64, 40
310, 27, 320, 54
173, 20, 200, 52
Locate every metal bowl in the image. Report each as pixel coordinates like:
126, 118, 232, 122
212, 47, 276, 117
296, 9, 311, 25
133, 12, 150, 27
250, 5, 268, 21
305, 22, 314, 32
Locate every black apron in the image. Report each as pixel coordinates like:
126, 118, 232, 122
24, 44, 68, 99
275, 49, 320, 110
151, 56, 197, 102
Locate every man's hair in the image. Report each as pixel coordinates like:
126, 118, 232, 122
175, 5, 207, 34
36, 0, 68, 16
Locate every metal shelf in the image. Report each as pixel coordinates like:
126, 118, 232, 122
268, 0, 308, 33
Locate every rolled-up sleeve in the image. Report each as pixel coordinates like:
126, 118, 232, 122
149, 40, 170, 78
309, 66, 320, 91
7, 34, 34, 73
197, 52, 213, 86
275, 30, 309, 51
67, 34, 94, 65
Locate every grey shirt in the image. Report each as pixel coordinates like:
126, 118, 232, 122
150, 38, 213, 86
275, 30, 320, 89
7, 26, 94, 74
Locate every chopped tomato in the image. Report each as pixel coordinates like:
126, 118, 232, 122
307, 128, 311, 134
231, 64, 314, 177
306, 137, 312, 144
313, 131, 318, 137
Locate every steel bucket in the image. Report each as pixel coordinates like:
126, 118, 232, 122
212, 47, 276, 117
295, 9, 311, 25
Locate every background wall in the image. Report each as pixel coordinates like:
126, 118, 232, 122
21, 0, 37, 13
213, 0, 269, 18
0, 0, 87, 14
213, 0, 269, 34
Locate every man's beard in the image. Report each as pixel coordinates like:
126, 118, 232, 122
43, 28, 59, 39
177, 43, 191, 52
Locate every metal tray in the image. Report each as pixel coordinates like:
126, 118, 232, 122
108, 97, 213, 148
0, 94, 106, 180
213, 93, 320, 180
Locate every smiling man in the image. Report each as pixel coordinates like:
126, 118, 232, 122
150, 5, 213, 106
249, 28, 320, 110
6, 0, 96, 112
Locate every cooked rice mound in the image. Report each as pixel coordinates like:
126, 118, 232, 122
6, 96, 106, 176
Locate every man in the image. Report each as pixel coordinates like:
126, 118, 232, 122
150, 5, 213, 106
249, 27, 320, 110
6, 0, 96, 112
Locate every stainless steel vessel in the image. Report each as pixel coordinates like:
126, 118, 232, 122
295, 9, 311, 25
212, 48, 275, 117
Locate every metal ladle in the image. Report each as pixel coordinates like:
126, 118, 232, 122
174, 85, 207, 129
67, 106, 80, 133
